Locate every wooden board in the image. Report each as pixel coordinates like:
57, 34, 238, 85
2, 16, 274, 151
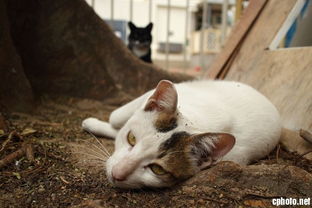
224, 0, 312, 131
229, 47, 312, 130
205, 0, 268, 79
269, 0, 306, 50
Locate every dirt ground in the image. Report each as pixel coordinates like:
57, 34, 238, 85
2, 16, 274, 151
0, 96, 311, 208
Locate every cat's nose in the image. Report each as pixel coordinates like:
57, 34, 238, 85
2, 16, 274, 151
111, 158, 138, 182
112, 170, 127, 181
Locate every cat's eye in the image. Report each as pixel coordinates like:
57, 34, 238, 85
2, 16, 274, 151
127, 131, 136, 146
149, 164, 167, 175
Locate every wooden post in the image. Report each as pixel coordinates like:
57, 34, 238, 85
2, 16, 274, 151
149, 0, 153, 23
200, 0, 208, 73
165, 0, 171, 70
130, 0, 133, 22
235, 0, 243, 22
183, 0, 190, 71
110, 0, 114, 21
221, 0, 229, 46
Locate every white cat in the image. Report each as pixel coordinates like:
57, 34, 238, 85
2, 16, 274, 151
82, 80, 281, 189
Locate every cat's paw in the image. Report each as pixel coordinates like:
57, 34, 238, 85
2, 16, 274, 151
81, 117, 118, 138
82, 117, 101, 132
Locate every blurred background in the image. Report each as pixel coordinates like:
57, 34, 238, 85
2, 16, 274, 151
85, 0, 312, 77
85, 0, 239, 76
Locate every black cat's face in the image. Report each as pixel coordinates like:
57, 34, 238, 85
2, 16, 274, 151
128, 22, 153, 49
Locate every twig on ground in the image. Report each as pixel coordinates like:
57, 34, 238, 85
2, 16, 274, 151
60, 176, 70, 184
0, 131, 21, 152
299, 129, 312, 144
0, 145, 25, 169
0, 142, 35, 168
298, 150, 312, 158
25, 143, 35, 162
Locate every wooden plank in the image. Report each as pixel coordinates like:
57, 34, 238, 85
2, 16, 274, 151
225, 0, 297, 81
232, 47, 312, 130
219, 0, 311, 157
234, 0, 243, 22
218, 44, 240, 79
205, 0, 267, 79
224, 0, 312, 131
269, 0, 306, 50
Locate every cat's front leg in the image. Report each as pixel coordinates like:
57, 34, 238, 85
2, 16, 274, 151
109, 91, 152, 129
82, 117, 118, 139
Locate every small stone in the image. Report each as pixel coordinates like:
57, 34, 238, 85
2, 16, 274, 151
198, 199, 205, 204
51, 193, 56, 201
38, 186, 45, 193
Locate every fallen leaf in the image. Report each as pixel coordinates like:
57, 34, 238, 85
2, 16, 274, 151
21, 128, 37, 136
12, 172, 21, 179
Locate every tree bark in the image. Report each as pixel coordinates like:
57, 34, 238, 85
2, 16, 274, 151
0, 0, 34, 112
2, 0, 191, 109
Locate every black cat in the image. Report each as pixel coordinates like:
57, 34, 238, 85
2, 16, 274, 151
128, 22, 153, 63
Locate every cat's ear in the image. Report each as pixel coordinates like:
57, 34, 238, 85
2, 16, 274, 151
146, 23, 153, 32
128, 21, 136, 31
189, 133, 235, 169
144, 80, 177, 113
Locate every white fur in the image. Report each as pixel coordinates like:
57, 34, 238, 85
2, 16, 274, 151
82, 118, 117, 138
82, 80, 281, 188
133, 47, 149, 58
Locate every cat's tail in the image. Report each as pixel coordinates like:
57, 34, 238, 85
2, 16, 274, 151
280, 128, 312, 160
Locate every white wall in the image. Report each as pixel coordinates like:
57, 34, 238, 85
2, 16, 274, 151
84, 0, 234, 63
85, 0, 203, 61
85, 0, 149, 26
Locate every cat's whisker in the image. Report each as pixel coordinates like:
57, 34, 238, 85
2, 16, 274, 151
75, 139, 110, 158
79, 144, 109, 159
85, 130, 111, 156
75, 160, 106, 170
71, 142, 108, 160
79, 158, 105, 163
77, 159, 105, 167
77, 158, 106, 166
78, 135, 111, 158
91, 138, 111, 157
72, 151, 107, 162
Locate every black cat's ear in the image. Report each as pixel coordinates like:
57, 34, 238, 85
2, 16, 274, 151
128, 21, 136, 31
188, 133, 235, 169
144, 80, 177, 113
146, 22, 153, 32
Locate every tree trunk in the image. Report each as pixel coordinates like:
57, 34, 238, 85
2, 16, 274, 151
0, 0, 34, 112
0, 0, 191, 112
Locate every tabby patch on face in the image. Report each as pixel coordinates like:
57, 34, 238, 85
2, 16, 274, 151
157, 132, 196, 180
154, 112, 177, 132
